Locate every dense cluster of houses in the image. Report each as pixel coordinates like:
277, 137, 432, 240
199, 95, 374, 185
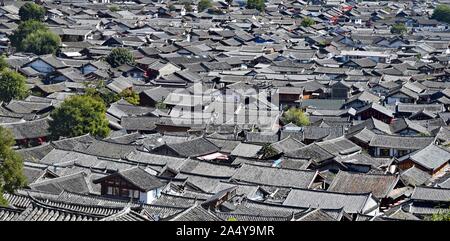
1, 0, 450, 221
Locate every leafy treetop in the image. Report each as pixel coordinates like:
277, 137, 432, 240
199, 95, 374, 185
106, 48, 135, 68
0, 69, 29, 102
432, 5, 450, 24
246, 0, 265, 12
49, 95, 111, 139
301, 17, 315, 27
0, 126, 27, 206
198, 0, 213, 12
282, 107, 310, 127
19, 2, 46, 21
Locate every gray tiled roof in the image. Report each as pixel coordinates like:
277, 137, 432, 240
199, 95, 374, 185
328, 171, 399, 199
400, 166, 432, 187
94, 167, 164, 192
369, 134, 435, 150
283, 188, 375, 214
166, 137, 220, 157
29, 172, 91, 195
398, 144, 450, 171
231, 163, 317, 189
410, 186, 450, 202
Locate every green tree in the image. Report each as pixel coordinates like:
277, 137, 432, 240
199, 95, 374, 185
85, 87, 120, 106
390, 23, 407, 35
120, 89, 140, 105
155, 99, 167, 110
184, 2, 193, 12
19, 2, 46, 21
208, 7, 224, 15
301, 17, 315, 27
0, 69, 29, 102
84, 81, 121, 106
429, 209, 450, 221
0, 126, 27, 206
0, 55, 9, 71
10, 20, 47, 50
431, 5, 450, 24
106, 48, 135, 68
168, 4, 176, 12
282, 108, 310, 126
198, 0, 212, 12
21, 30, 61, 55
246, 0, 265, 12
49, 95, 110, 139
109, 5, 120, 12
10, 20, 60, 54
259, 144, 279, 159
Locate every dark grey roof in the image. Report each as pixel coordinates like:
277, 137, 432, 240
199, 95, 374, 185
410, 186, 450, 202
270, 136, 305, 154
107, 101, 156, 119
0, 207, 22, 221
174, 173, 223, 193
345, 91, 380, 105
82, 140, 137, 159
5, 100, 52, 114
397, 144, 450, 171
297, 99, 345, 110
211, 182, 260, 200
216, 198, 307, 218
231, 163, 317, 189
295, 208, 339, 221
100, 207, 151, 221
206, 138, 241, 153
328, 171, 399, 199
282, 188, 376, 214
400, 166, 432, 187
347, 118, 392, 135
179, 159, 236, 178
94, 167, 164, 192
140, 86, 171, 102
245, 132, 279, 143
169, 205, 223, 221
126, 151, 187, 171
315, 137, 361, 156
28, 55, 67, 69
230, 142, 263, 158
278, 157, 311, 170
2, 117, 51, 140
337, 153, 392, 169
397, 103, 444, 114
386, 86, 419, 100
51, 134, 96, 151
166, 137, 220, 157
153, 192, 204, 208
302, 126, 344, 141
213, 212, 291, 221
369, 135, 435, 150
29, 172, 91, 195
17, 143, 55, 162
15, 200, 102, 221
23, 196, 124, 217
285, 143, 335, 163
437, 177, 450, 189
348, 58, 377, 68
107, 132, 142, 145
355, 102, 394, 118
391, 118, 429, 135
23, 166, 47, 185
120, 116, 158, 131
